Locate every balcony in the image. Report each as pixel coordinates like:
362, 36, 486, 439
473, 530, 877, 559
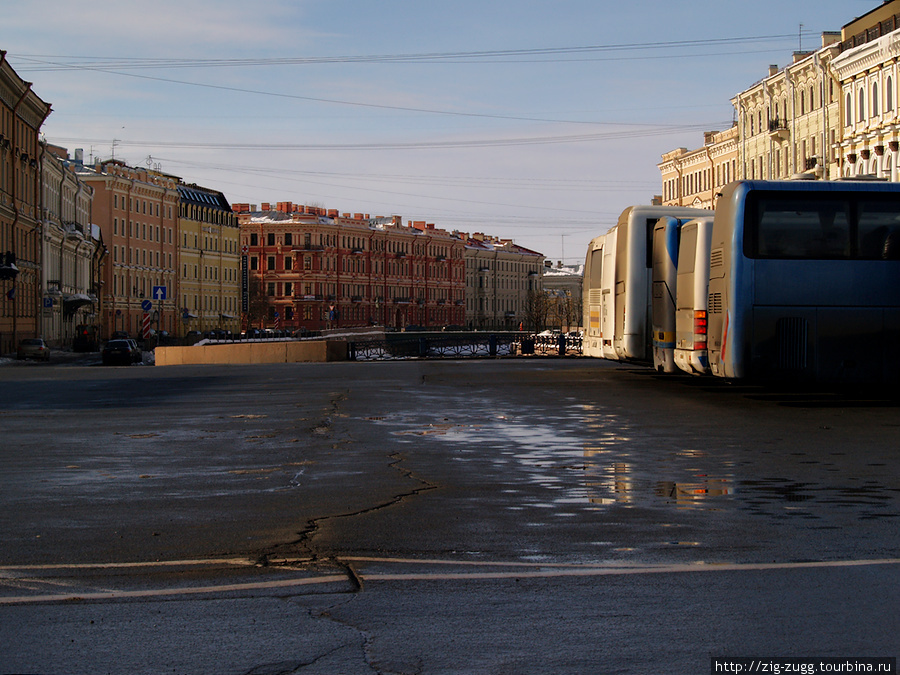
768, 118, 789, 141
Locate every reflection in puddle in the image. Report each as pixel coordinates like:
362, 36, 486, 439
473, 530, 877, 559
369, 402, 735, 511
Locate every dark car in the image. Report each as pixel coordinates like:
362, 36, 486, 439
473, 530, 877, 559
102, 339, 134, 366
17, 338, 50, 361
126, 339, 142, 363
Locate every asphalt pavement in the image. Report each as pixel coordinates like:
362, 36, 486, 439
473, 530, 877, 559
0, 356, 898, 674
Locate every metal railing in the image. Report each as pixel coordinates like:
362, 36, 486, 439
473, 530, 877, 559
348, 332, 582, 361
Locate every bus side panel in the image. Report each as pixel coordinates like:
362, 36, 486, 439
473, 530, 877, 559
707, 184, 750, 379
651, 218, 679, 373
583, 235, 605, 358
675, 219, 713, 375
613, 212, 631, 360
601, 228, 619, 359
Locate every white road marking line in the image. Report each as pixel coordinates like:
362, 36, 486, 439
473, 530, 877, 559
2, 556, 898, 605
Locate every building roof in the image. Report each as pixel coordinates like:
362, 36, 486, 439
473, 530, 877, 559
177, 185, 232, 211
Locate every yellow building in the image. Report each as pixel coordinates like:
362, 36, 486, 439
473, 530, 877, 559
832, 1, 900, 179
658, 127, 738, 209
732, 33, 843, 182
177, 184, 240, 338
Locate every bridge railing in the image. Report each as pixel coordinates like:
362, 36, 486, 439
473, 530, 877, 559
348, 332, 582, 361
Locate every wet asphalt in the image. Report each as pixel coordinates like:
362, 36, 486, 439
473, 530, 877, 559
0, 356, 898, 674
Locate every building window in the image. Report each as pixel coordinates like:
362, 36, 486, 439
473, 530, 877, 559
888, 77, 894, 112
250, 233, 258, 246
872, 83, 879, 117
284, 233, 292, 245
267, 233, 275, 246
284, 256, 292, 270
859, 89, 866, 122
846, 92, 853, 126
250, 257, 258, 270
268, 256, 276, 270
267, 283, 275, 297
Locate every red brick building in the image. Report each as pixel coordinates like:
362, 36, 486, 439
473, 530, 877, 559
77, 161, 180, 339
236, 203, 465, 332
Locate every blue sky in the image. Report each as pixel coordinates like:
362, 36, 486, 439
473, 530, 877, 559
2, 0, 873, 263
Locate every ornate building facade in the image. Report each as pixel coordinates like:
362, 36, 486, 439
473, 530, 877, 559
0, 52, 51, 354
832, 3, 900, 179
39, 145, 100, 347
661, 1, 900, 194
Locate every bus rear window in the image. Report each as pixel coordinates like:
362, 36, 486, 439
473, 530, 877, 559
745, 192, 900, 260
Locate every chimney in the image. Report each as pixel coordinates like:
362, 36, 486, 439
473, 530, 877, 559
74, 148, 84, 164
769, 64, 779, 77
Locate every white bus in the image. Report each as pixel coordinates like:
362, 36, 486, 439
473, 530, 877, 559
673, 216, 715, 375
583, 206, 711, 364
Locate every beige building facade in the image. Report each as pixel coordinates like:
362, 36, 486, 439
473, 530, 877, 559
659, 127, 738, 209
464, 234, 544, 331
39, 145, 100, 347
732, 33, 843, 183
832, 2, 900, 179
661, 2, 900, 193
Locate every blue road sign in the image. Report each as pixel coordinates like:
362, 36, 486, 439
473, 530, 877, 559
152, 286, 167, 300
141, 299, 153, 312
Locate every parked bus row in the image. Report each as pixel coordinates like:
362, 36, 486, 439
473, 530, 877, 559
583, 180, 900, 383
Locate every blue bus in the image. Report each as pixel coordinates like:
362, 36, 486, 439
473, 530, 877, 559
707, 180, 900, 383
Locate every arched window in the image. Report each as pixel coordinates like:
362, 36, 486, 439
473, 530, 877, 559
859, 89, 866, 122
846, 92, 853, 126
872, 82, 879, 117
888, 77, 894, 112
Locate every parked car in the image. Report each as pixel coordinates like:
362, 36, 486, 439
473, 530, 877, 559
102, 339, 134, 366
183, 331, 202, 345
126, 339, 142, 363
17, 338, 50, 361
111, 330, 129, 340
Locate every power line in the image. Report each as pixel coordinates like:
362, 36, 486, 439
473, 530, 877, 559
13, 34, 809, 71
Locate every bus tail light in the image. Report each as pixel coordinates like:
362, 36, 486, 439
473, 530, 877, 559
693, 310, 708, 350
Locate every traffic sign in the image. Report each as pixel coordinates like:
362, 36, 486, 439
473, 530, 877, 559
141, 299, 153, 312
152, 286, 167, 300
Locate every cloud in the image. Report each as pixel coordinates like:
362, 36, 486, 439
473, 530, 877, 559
3, 0, 319, 57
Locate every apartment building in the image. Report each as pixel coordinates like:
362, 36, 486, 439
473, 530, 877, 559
661, 1, 900, 195
733, 33, 843, 183
659, 127, 738, 209
832, 1, 900, 179
177, 184, 240, 338
464, 233, 544, 330
77, 160, 180, 340
236, 203, 465, 332
39, 145, 100, 347
0, 52, 52, 355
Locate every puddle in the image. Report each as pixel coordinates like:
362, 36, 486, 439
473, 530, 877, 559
365, 401, 899, 521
